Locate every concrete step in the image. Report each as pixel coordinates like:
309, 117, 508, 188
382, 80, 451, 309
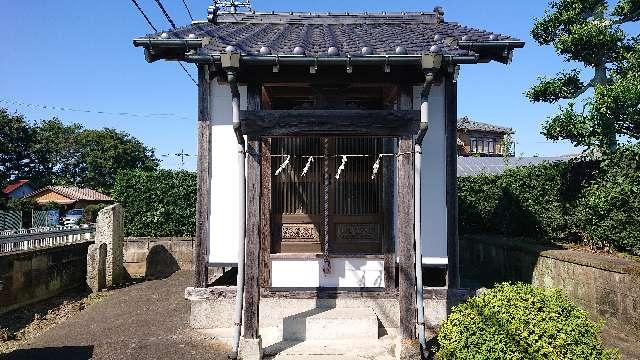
283, 307, 379, 341
264, 338, 395, 359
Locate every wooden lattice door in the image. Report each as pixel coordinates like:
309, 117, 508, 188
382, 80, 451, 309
272, 137, 384, 255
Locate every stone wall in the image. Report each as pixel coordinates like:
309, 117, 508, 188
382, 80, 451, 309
123, 237, 193, 279
461, 234, 640, 341
0, 242, 91, 315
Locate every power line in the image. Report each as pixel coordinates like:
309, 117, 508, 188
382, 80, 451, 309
130, 0, 158, 32
181, 0, 194, 21
128, 0, 196, 85
0, 98, 193, 121
153, 0, 177, 29
178, 62, 197, 85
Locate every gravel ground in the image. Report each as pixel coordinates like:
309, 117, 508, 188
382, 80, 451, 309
3, 271, 229, 360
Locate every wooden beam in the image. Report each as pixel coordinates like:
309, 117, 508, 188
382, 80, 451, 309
445, 74, 460, 289
237, 65, 425, 85
243, 84, 261, 339
259, 138, 272, 287
397, 137, 416, 340
240, 110, 420, 137
194, 64, 211, 288
383, 138, 397, 291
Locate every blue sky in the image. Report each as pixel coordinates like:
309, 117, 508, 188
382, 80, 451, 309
1, 1, 586, 170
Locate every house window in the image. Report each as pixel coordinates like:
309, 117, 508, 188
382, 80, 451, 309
470, 138, 477, 153
479, 139, 485, 153
487, 139, 495, 154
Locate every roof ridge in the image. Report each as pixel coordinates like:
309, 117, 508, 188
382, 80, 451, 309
209, 11, 442, 25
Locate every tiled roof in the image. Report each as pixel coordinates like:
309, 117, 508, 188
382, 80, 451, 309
27, 186, 113, 202
458, 117, 512, 134
457, 156, 576, 177
3, 180, 29, 195
136, 11, 522, 59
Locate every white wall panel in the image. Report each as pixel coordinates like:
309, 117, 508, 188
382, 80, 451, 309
414, 85, 448, 261
209, 80, 247, 265
271, 259, 385, 288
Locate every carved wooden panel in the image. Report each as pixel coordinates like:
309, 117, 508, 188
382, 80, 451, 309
336, 224, 380, 243
281, 224, 320, 243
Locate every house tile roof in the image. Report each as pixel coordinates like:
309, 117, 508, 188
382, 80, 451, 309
3, 180, 29, 195
27, 186, 113, 202
135, 11, 523, 61
457, 117, 512, 134
457, 156, 576, 177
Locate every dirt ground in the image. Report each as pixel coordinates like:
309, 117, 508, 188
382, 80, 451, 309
1, 271, 229, 360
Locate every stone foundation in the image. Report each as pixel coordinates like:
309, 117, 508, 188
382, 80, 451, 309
187, 286, 469, 333
0, 242, 91, 314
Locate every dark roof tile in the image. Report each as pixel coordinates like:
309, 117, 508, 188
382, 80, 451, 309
141, 12, 521, 58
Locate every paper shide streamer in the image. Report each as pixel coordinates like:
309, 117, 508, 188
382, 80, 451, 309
335, 155, 348, 180
301, 156, 314, 176
371, 154, 383, 179
274, 155, 291, 176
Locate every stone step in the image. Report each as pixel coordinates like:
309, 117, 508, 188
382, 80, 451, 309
264, 338, 395, 359
283, 308, 379, 341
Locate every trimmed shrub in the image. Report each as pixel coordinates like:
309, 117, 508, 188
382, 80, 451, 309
112, 170, 196, 237
437, 283, 619, 360
574, 144, 640, 254
457, 149, 640, 255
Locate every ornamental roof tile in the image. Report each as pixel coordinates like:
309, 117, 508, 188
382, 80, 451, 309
139, 12, 522, 58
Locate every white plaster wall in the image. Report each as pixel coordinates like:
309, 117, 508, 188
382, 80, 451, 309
414, 84, 448, 263
209, 80, 247, 265
271, 259, 385, 288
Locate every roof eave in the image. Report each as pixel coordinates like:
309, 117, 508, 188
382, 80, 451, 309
133, 38, 524, 66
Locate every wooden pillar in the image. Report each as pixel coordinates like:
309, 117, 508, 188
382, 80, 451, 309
397, 137, 416, 340
383, 138, 396, 292
243, 83, 261, 339
194, 64, 211, 288
259, 138, 272, 287
445, 72, 460, 289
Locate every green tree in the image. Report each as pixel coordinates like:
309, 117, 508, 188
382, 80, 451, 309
0, 109, 33, 186
0, 108, 159, 193
29, 118, 82, 188
61, 128, 158, 193
526, 0, 640, 152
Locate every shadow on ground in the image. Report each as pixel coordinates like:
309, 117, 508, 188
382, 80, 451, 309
6, 346, 93, 360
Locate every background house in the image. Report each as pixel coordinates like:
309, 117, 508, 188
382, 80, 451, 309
25, 186, 113, 210
2, 180, 36, 200
457, 117, 514, 157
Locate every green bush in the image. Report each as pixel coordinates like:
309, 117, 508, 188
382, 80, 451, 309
437, 283, 619, 360
112, 170, 196, 237
574, 144, 640, 254
457, 148, 640, 255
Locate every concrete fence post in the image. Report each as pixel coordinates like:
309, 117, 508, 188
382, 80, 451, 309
87, 204, 124, 291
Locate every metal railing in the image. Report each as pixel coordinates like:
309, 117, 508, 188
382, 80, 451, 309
0, 225, 95, 254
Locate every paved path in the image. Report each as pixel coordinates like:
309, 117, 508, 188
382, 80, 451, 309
6, 271, 229, 360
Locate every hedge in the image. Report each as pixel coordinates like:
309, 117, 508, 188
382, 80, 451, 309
458, 143, 640, 255
437, 283, 619, 360
112, 170, 196, 237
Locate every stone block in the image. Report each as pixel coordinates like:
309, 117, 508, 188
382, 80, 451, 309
123, 240, 148, 263
170, 239, 194, 270
283, 307, 378, 341
86, 243, 107, 293
239, 336, 262, 360
95, 204, 124, 287
395, 338, 420, 360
